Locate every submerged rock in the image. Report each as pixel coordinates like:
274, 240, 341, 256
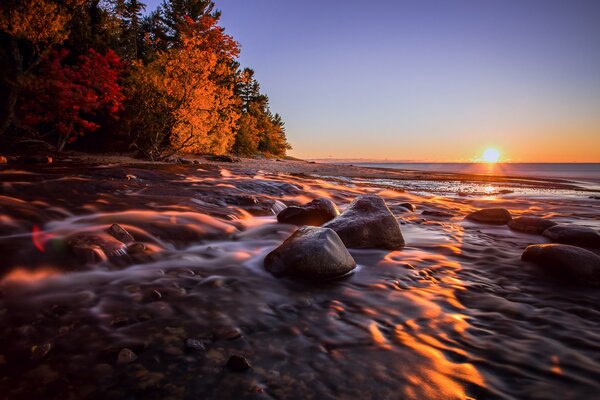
323, 195, 405, 249
117, 348, 137, 364
421, 210, 452, 218
542, 225, 600, 248
399, 202, 416, 212
465, 208, 512, 224
264, 226, 356, 280
508, 216, 557, 234
67, 232, 128, 263
277, 198, 339, 226
226, 355, 251, 372
107, 224, 135, 244
522, 244, 600, 285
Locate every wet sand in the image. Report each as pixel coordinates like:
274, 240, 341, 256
0, 155, 599, 399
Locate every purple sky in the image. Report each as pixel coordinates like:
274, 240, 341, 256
145, 0, 600, 161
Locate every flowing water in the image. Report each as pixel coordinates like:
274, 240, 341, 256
0, 162, 599, 399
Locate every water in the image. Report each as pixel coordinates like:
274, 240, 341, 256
0, 162, 599, 399
345, 162, 600, 182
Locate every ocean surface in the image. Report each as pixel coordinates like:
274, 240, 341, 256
345, 162, 600, 182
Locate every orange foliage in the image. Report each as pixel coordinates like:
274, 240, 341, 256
134, 16, 240, 155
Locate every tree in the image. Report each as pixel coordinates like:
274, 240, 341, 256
126, 15, 239, 158
0, 0, 87, 135
20, 48, 124, 151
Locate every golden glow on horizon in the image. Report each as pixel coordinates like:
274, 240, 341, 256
481, 148, 500, 163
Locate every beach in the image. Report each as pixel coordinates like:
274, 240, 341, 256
0, 155, 599, 399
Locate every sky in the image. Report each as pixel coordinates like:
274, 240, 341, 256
145, 0, 600, 162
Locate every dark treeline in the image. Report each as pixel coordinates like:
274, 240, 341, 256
0, 0, 290, 159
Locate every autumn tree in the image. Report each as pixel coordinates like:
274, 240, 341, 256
0, 0, 87, 135
127, 15, 239, 158
20, 48, 124, 150
233, 68, 290, 156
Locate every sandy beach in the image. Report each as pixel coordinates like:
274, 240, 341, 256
0, 155, 599, 399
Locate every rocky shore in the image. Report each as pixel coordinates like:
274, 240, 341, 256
0, 154, 599, 399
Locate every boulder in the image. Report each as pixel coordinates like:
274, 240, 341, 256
264, 226, 356, 280
107, 224, 135, 244
67, 232, 127, 263
522, 244, 600, 285
226, 355, 251, 372
465, 208, 512, 224
542, 225, 600, 248
277, 198, 339, 226
421, 210, 452, 218
508, 216, 557, 234
323, 195, 404, 249
399, 202, 416, 212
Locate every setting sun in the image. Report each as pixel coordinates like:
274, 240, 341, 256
482, 148, 500, 163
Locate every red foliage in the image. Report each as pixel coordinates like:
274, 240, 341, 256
21, 48, 124, 150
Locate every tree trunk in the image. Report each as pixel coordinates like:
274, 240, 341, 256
0, 37, 22, 136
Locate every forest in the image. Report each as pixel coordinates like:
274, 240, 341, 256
0, 0, 290, 159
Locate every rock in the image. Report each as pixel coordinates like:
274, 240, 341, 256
207, 154, 240, 163
465, 208, 512, 224
542, 225, 600, 248
67, 232, 127, 262
323, 195, 404, 249
126, 242, 147, 254
213, 325, 242, 341
498, 189, 514, 194
522, 244, 600, 285
264, 226, 356, 279
107, 224, 135, 244
0, 156, 7, 164
19, 155, 53, 164
226, 355, 251, 372
177, 157, 193, 165
117, 348, 137, 364
508, 216, 557, 234
31, 343, 52, 360
421, 210, 452, 218
277, 198, 339, 226
184, 338, 207, 352
399, 202, 415, 212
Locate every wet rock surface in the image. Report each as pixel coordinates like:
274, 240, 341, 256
522, 244, 600, 285
465, 208, 512, 224
264, 226, 356, 280
542, 224, 600, 248
0, 161, 599, 399
277, 198, 339, 226
323, 195, 405, 249
508, 216, 557, 234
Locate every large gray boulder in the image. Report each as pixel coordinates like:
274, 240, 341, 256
465, 208, 512, 224
508, 216, 557, 234
542, 225, 600, 248
522, 244, 600, 285
264, 226, 356, 280
323, 195, 404, 249
277, 198, 339, 226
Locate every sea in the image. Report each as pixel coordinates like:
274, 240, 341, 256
346, 162, 600, 182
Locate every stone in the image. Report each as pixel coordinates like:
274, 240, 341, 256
107, 224, 135, 244
0, 156, 7, 164
542, 225, 600, 248
19, 155, 53, 164
465, 208, 512, 224
67, 232, 128, 262
399, 202, 416, 212
31, 343, 52, 360
117, 348, 137, 364
522, 244, 600, 285
323, 195, 404, 249
508, 216, 557, 235
226, 355, 251, 372
264, 226, 356, 280
277, 198, 339, 226
184, 338, 207, 352
207, 154, 240, 163
421, 210, 452, 218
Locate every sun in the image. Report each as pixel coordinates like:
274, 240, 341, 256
482, 147, 500, 163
